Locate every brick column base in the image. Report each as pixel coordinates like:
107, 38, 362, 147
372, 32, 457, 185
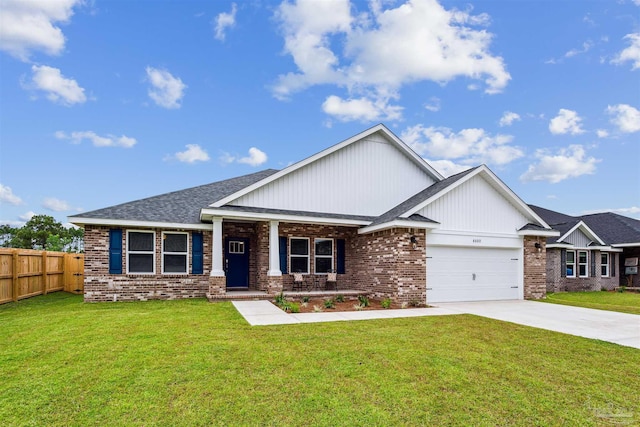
524, 236, 547, 299
267, 276, 283, 295
207, 276, 226, 299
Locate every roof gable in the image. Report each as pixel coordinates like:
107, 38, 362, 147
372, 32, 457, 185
558, 221, 604, 246
213, 124, 444, 217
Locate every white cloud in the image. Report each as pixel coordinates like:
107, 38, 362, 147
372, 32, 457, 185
171, 144, 210, 163
582, 206, 640, 217
611, 33, 640, 70
0, 183, 23, 205
28, 65, 87, 106
214, 3, 237, 41
56, 130, 137, 148
401, 124, 524, 166
42, 197, 72, 212
564, 41, 593, 58
322, 95, 402, 122
596, 129, 609, 138
0, 219, 25, 227
520, 145, 599, 183
0, 0, 81, 60
221, 147, 268, 167
426, 159, 471, 178
19, 211, 36, 221
606, 104, 640, 133
145, 67, 187, 109
424, 97, 440, 112
499, 111, 520, 127
273, 0, 510, 121
549, 109, 585, 135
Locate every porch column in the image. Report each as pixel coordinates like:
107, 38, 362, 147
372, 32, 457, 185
210, 217, 225, 277
267, 220, 282, 277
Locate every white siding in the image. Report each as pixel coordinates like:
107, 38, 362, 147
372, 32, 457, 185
564, 229, 592, 247
232, 133, 437, 216
417, 175, 528, 234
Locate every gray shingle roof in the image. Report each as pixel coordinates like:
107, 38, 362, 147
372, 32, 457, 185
70, 169, 279, 224
220, 205, 375, 222
369, 167, 478, 226
530, 205, 640, 246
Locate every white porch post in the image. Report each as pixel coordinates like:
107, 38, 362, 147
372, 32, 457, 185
267, 220, 282, 277
210, 217, 225, 277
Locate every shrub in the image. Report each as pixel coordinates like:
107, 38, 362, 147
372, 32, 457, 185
324, 299, 335, 309
353, 304, 364, 311
408, 299, 422, 307
357, 295, 369, 308
313, 305, 323, 312
301, 295, 311, 303
288, 302, 300, 313
381, 298, 392, 309
336, 294, 345, 303
618, 286, 626, 293
274, 292, 286, 306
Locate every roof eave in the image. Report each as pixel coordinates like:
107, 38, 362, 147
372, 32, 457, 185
358, 219, 440, 235
517, 229, 560, 237
557, 220, 605, 245
200, 208, 369, 227
69, 217, 211, 230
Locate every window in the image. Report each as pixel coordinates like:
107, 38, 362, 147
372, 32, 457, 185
578, 250, 588, 277
566, 250, 575, 277
229, 241, 245, 254
290, 238, 309, 273
163, 232, 188, 274
315, 238, 333, 274
127, 230, 155, 274
601, 253, 609, 277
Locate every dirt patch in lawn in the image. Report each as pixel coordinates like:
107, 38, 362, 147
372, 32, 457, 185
273, 297, 414, 313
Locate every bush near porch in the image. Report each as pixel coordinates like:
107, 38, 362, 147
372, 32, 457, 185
543, 291, 640, 315
1, 293, 638, 426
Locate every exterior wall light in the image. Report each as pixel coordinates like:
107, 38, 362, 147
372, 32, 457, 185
410, 235, 418, 250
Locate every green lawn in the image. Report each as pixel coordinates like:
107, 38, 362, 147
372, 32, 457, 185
1, 293, 638, 426
544, 291, 640, 315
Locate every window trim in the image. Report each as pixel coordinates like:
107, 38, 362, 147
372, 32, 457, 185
162, 231, 189, 275
578, 250, 588, 278
601, 252, 610, 278
566, 250, 576, 278
314, 238, 334, 274
126, 230, 156, 274
289, 237, 310, 274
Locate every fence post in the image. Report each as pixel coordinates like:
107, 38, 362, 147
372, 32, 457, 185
42, 251, 48, 295
12, 250, 18, 302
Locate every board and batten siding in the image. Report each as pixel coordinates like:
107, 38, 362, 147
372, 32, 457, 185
233, 133, 437, 216
563, 229, 592, 247
417, 174, 529, 234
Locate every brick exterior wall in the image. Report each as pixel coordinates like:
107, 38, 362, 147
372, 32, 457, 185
546, 248, 620, 292
351, 228, 427, 304
523, 236, 546, 299
84, 225, 212, 302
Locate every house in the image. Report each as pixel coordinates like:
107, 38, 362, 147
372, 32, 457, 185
530, 205, 640, 291
70, 124, 557, 303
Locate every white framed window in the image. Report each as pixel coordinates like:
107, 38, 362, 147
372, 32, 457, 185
229, 240, 245, 254
315, 238, 333, 274
127, 230, 155, 274
289, 237, 309, 274
601, 252, 609, 277
566, 250, 576, 278
578, 250, 588, 277
162, 232, 188, 274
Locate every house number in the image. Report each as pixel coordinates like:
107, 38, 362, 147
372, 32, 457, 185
472, 239, 482, 243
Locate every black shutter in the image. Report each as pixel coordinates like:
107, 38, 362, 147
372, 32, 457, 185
560, 249, 566, 278
192, 232, 203, 274
591, 250, 596, 277
611, 253, 615, 277
109, 229, 123, 274
336, 239, 346, 274
279, 236, 287, 274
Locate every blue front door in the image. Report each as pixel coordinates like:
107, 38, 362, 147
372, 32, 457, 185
225, 238, 249, 288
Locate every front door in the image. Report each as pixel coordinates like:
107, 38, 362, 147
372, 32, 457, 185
225, 237, 249, 289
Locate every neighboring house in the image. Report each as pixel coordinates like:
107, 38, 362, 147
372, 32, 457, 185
530, 205, 640, 291
70, 124, 557, 303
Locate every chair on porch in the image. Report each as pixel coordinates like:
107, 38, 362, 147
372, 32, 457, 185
292, 273, 305, 291
326, 270, 337, 291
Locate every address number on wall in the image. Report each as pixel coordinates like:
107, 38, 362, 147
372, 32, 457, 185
472, 239, 482, 243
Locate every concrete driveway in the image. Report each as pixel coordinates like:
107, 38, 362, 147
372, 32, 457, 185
435, 300, 640, 349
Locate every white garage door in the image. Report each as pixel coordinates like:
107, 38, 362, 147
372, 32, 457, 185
426, 246, 521, 303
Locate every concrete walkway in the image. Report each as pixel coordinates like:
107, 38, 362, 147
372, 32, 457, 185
231, 300, 640, 349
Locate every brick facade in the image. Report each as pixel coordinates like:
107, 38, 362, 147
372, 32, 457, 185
523, 236, 546, 299
546, 248, 620, 292
84, 225, 212, 302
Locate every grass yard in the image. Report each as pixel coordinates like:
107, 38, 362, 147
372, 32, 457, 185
544, 291, 640, 315
1, 293, 639, 426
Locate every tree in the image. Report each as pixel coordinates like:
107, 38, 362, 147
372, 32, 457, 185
0, 215, 83, 252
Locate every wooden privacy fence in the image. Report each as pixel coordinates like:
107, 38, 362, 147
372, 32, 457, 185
0, 249, 84, 304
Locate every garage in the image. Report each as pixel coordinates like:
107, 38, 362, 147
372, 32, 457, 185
426, 246, 522, 303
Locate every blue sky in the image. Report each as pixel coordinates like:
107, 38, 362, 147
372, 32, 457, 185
1, 0, 639, 228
